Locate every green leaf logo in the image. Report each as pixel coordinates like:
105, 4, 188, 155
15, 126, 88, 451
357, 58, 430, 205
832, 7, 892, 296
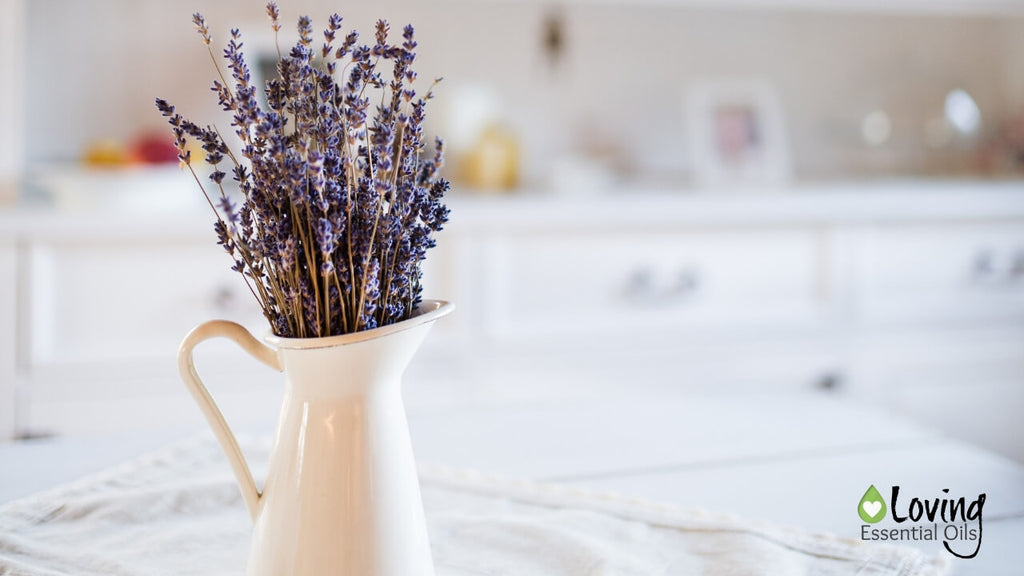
858, 485, 887, 523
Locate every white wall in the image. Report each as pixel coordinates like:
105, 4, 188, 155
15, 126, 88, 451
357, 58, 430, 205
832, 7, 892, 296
20, 0, 1024, 181
0, 0, 23, 201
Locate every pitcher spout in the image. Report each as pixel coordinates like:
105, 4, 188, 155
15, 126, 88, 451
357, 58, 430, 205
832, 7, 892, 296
265, 300, 454, 399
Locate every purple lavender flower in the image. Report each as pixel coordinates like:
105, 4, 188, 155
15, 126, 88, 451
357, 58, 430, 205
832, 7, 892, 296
336, 30, 358, 60
193, 12, 211, 45
322, 14, 343, 58
157, 6, 448, 337
402, 25, 417, 52
265, 2, 281, 32
297, 16, 313, 47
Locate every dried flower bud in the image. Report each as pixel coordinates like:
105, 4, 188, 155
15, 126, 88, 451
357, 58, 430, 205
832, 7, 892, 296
219, 196, 239, 223
402, 24, 417, 51
266, 2, 281, 32
298, 15, 313, 46
374, 20, 390, 55
279, 236, 297, 270
193, 12, 211, 45
155, 98, 175, 117
336, 31, 358, 60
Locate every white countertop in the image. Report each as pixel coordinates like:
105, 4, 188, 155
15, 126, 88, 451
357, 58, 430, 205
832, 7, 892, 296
2, 176, 1024, 239
452, 179, 1024, 228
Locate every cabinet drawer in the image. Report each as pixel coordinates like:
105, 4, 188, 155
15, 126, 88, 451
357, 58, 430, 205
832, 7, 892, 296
27, 238, 266, 366
856, 222, 1024, 326
851, 329, 1024, 462
479, 229, 824, 340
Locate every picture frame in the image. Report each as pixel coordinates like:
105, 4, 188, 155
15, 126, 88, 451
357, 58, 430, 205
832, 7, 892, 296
686, 79, 791, 187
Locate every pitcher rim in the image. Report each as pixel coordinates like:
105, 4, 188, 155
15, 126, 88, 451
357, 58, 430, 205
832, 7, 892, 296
264, 299, 454, 350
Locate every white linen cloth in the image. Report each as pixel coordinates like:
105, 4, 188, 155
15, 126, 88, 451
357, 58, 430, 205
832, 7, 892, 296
0, 436, 948, 576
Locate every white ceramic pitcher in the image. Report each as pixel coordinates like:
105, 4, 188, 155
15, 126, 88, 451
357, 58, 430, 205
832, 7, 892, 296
177, 300, 453, 576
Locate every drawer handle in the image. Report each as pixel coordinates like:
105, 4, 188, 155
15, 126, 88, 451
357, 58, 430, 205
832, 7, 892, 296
621, 267, 700, 304
667, 268, 700, 299
972, 250, 994, 280
971, 249, 1024, 284
1012, 251, 1024, 280
623, 268, 654, 300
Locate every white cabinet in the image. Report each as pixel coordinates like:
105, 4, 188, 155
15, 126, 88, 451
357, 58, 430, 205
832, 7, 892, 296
0, 234, 16, 439
855, 222, 1024, 327
851, 220, 1024, 327
25, 238, 264, 367
2, 182, 1024, 457
848, 327, 1024, 461
435, 191, 1024, 462
477, 228, 825, 341
9, 220, 463, 437
841, 221, 1024, 462
15, 233, 276, 438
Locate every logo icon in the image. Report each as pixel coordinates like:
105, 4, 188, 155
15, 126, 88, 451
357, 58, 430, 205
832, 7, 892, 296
858, 485, 887, 523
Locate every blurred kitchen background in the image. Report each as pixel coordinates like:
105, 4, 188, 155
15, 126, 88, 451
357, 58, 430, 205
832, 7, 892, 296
1, 0, 1023, 462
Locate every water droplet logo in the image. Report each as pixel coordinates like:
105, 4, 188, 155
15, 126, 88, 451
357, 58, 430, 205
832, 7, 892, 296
859, 485, 887, 523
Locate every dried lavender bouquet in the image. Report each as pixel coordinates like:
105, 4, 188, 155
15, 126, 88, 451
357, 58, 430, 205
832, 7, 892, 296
156, 3, 449, 338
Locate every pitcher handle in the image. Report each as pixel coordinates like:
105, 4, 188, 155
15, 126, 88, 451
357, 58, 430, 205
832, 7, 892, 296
177, 320, 282, 522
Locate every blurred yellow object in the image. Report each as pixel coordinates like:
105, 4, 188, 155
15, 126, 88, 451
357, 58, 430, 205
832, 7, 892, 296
183, 139, 207, 167
460, 124, 519, 192
82, 140, 128, 167
0, 180, 16, 205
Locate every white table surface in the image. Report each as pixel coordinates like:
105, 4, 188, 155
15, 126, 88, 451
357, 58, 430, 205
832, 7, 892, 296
1, 390, 1021, 575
